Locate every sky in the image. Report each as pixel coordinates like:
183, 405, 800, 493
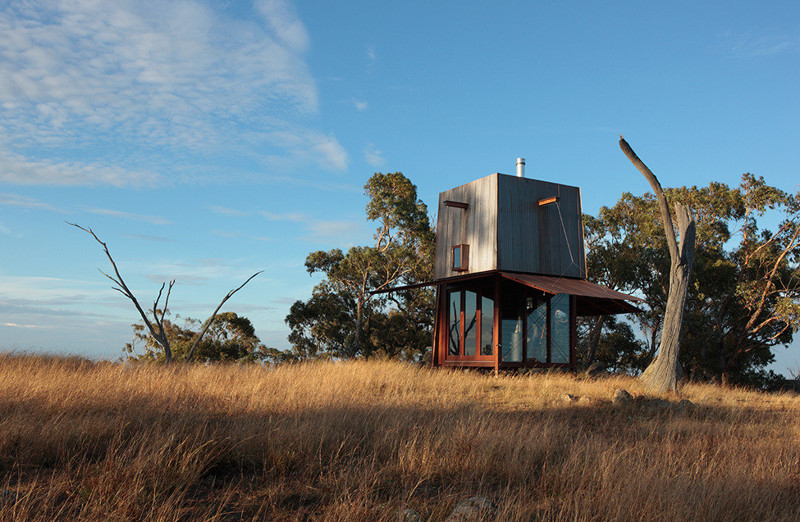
1, 0, 798, 374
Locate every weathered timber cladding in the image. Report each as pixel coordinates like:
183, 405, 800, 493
497, 174, 585, 278
434, 174, 498, 279
434, 173, 585, 280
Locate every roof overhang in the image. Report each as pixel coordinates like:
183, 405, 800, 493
372, 270, 642, 316
499, 272, 642, 316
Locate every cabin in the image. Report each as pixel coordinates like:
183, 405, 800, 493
377, 158, 641, 373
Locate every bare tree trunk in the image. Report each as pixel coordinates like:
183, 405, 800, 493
619, 137, 696, 392
354, 298, 364, 358
69, 222, 176, 362
71, 222, 262, 364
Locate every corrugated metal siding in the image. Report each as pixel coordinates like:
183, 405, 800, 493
434, 173, 587, 280
434, 174, 498, 279
496, 175, 585, 278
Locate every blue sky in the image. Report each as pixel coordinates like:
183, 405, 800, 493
1, 1, 798, 374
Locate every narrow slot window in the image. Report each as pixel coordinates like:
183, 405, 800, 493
526, 296, 548, 363
452, 244, 469, 272
550, 294, 570, 363
501, 288, 523, 362
448, 291, 461, 356
464, 291, 477, 356
480, 294, 494, 356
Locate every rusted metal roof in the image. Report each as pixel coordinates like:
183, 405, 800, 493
499, 272, 643, 301
371, 270, 642, 316
499, 272, 642, 316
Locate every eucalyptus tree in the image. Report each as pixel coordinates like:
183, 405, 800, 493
585, 154, 800, 387
287, 172, 435, 359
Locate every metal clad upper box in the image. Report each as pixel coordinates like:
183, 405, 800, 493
434, 173, 585, 280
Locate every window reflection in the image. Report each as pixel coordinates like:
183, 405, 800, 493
526, 296, 547, 362
464, 291, 477, 356
480, 295, 494, 355
449, 291, 460, 356
501, 287, 523, 362
551, 294, 570, 363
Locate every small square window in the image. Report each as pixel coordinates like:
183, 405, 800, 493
452, 244, 469, 271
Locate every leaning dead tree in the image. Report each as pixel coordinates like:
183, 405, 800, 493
619, 137, 696, 392
69, 222, 262, 363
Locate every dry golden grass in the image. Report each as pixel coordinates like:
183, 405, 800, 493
0, 353, 798, 521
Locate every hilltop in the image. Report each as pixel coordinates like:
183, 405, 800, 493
1, 354, 798, 520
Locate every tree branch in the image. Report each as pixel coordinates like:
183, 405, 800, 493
185, 271, 263, 362
68, 221, 174, 362
619, 136, 679, 261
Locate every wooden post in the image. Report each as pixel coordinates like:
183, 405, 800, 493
493, 275, 501, 375
570, 295, 577, 371
432, 286, 441, 368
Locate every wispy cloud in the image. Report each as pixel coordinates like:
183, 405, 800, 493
210, 229, 245, 238
0, 192, 62, 212
0, 151, 161, 186
2, 322, 52, 329
366, 45, 377, 66
363, 143, 385, 167
254, 0, 310, 53
0, 0, 348, 186
306, 220, 363, 242
0, 221, 23, 238
210, 205, 252, 217
723, 30, 799, 58
259, 210, 308, 222
354, 100, 368, 112
122, 233, 175, 243
85, 207, 172, 225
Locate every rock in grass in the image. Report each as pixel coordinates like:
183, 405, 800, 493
561, 393, 578, 404
612, 388, 632, 405
446, 497, 495, 521
398, 507, 423, 522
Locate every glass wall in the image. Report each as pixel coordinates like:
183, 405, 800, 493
501, 287, 524, 362
448, 291, 460, 356
445, 283, 571, 366
480, 295, 494, 355
446, 288, 494, 358
526, 296, 547, 363
550, 294, 570, 363
464, 290, 477, 356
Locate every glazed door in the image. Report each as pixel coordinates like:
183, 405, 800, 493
446, 287, 495, 361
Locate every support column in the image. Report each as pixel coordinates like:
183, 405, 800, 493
493, 276, 501, 376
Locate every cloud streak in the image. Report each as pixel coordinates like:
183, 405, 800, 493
0, 0, 348, 187
723, 30, 800, 58
85, 207, 173, 225
0, 192, 62, 212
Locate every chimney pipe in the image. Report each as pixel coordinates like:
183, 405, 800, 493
516, 157, 525, 177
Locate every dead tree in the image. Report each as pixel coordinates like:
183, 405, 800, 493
69, 222, 262, 363
618, 137, 696, 392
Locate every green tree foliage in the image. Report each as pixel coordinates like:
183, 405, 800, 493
286, 172, 435, 360
583, 173, 800, 386
125, 311, 278, 363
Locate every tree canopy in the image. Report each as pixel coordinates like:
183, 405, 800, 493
582, 173, 800, 387
125, 311, 281, 364
286, 172, 435, 360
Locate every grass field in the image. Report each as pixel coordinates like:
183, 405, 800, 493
0, 353, 798, 521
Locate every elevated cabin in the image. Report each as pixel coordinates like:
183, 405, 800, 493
430, 165, 640, 372
378, 160, 641, 373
